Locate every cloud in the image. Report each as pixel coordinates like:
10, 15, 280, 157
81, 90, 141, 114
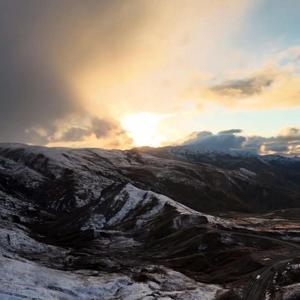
210, 74, 274, 98
279, 127, 300, 139
28, 116, 132, 148
261, 143, 288, 153
91, 118, 114, 139
56, 117, 119, 143
268, 127, 300, 155
218, 129, 243, 135
182, 127, 300, 156
186, 48, 300, 110
243, 128, 300, 155
183, 129, 246, 152
241, 136, 266, 153
58, 128, 90, 143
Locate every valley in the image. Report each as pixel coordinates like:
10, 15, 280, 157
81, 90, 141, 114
0, 144, 299, 299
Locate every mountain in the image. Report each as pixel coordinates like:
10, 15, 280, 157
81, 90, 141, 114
0, 143, 299, 299
136, 145, 300, 213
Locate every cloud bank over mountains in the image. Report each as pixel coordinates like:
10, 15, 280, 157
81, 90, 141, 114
182, 127, 300, 156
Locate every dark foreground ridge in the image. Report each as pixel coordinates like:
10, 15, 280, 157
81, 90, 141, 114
0, 144, 299, 299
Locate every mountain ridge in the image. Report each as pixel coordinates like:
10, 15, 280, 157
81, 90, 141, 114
0, 144, 299, 299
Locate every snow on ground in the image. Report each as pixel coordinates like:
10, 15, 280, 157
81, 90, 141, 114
0, 225, 68, 259
82, 214, 107, 231
239, 167, 256, 178
0, 256, 224, 300
280, 283, 300, 300
105, 183, 232, 229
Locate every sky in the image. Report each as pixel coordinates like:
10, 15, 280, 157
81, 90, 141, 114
0, 0, 299, 154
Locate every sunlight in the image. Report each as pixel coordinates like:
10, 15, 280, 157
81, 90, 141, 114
121, 112, 164, 147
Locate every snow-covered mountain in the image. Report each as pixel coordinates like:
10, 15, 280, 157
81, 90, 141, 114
0, 144, 299, 299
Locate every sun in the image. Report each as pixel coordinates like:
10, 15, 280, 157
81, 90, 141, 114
121, 112, 164, 147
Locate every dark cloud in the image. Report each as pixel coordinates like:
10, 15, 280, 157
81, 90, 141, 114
91, 118, 114, 139
59, 128, 90, 143
241, 136, 266, 153
0, 23, 81, 143
269, 128, 300, 155
218, 129, 242, 135
48, 117, 121, 143
48, 117, 134, 149
183, 129, 245, 152
182, 128, 300, 156
0, 1, 149, 145
210, 74, 274, 98
263, 143, 289, 153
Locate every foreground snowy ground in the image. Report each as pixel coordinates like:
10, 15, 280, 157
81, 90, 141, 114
0, 255, 223, 300
0, 184, 225, 300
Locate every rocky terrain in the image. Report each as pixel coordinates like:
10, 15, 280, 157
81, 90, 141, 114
0, 143, 299, 299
